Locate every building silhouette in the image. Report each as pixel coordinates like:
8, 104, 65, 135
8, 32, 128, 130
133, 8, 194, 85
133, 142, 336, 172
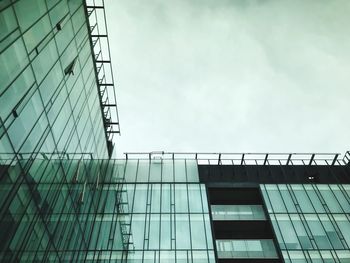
1, 1, 350, 262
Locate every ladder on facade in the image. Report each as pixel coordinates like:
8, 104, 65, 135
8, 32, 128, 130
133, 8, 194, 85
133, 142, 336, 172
109, 165, 134, 262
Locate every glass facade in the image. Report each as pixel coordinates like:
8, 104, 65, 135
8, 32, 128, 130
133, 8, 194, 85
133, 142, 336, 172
0, 158, 215, 262
0, 0, 109, 165
118, 159, 215, 262
261, 184, 350, 263
216, 239, 278, 259
1, 0, 350, 262
211, 205, 266, 221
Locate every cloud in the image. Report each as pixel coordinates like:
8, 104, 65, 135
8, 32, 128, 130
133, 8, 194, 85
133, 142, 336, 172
106, 0, 350, 156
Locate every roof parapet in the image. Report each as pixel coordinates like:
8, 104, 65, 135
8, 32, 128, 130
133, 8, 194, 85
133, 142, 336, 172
124, 152, 350, 166
84, 0, 120, 157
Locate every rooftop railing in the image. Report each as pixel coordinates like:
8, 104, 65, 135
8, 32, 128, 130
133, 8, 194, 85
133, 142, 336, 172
84, 0, 120, 157
1, 152, 349, 166
124, 152, 350, 166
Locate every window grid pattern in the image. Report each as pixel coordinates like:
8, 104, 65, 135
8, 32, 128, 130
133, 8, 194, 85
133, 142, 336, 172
261, 184, 350, 263
211, 205, 266, 221
216, 239, 278, 259
0, 0, 109, 166
0, 159, 215, 262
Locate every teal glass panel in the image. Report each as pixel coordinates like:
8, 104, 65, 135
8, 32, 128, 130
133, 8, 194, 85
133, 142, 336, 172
188, 185, 203, 213
290, 214, 313, 249
330, 185, 350, 213
55, 19, 74, 55
291, 185, 315, 213
49, 0, 69, 26
136, 160, 149, 182
186, 159, 199, 181
14, 0, 47, 31
174, 160, 186, 182
7, 90, 44, 151
160, 214, 171, 249
32, 38, 59, 83
190, 214, 207, 249
175, 214, 191, 249
317, 185, 343, 213
263, 184, 350, 262
149, 214, 160, 249
319, 214, 344, 249
304, 184, 325, 213
337, 251, 350, 263
279, 185, 297, 212
211, 205, 266, 220
264, 184, 286, 213
23, 15, 52, 53
0, 66, 34, 120
334, 215, 350, 247
216, 239, 278, 259
150, 184, 161, 213
149, 159, 162, 182
0, 37, 28, 90
70, 4, 85, 33
275, 214, 300, 249
161, 184, 171, 213
0, 6, 17, 41
162, 159, 174, 182
38, 61, 63, 106
124, 160, 138, 182
175, 184, 188, 213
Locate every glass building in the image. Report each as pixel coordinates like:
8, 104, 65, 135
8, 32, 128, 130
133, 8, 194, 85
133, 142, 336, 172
1, 151, 350, 262
1, 1, 350, 263
0, 0, 120, 163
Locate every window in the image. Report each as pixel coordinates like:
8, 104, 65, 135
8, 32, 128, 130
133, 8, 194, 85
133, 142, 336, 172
216, 239, 278, 259
211, 205, 266, 220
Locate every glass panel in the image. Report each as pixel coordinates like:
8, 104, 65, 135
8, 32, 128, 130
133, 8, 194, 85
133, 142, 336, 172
317, 185, 343, 213
186, 159, 199, 182
0, 66, 34, 120
162, 159, 174, 182
291, 185, 315, 213
32, 38, 58, 83
265, 184, 286, 213
216, 239, 278, 259
0, 5, 17, 41
174, 160, 186, 182
211, 205, 266, 220
290, 214, 313, 249
124, 160, 138, 182
305, 215, 332, 249
38, 61, 63, 106
149, 159, 161, 182
275, 214, 300, 249
190, 214, 207, 249
23, 15, 51, 52
175, 214, 190, 249
136, 160, 149, 182
7, 90, 44, 151
175, 185, 188, 213
0, 37, 28, 90
14, 0, 47, 31
334, 215, 350, 247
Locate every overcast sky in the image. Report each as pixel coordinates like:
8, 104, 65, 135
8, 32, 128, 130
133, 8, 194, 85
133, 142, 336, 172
105, 0, 350, 157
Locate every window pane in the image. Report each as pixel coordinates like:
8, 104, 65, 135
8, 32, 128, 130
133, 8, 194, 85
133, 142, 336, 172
211, 205, 266, 220
0, 37, 28, 90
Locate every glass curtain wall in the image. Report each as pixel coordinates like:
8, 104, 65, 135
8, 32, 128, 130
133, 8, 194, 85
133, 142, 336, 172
0, 158, 215, 262
0, 158, 122, 262
123, 159, 215, 263
261, 184, 350, 263
0, 0, 109, 166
